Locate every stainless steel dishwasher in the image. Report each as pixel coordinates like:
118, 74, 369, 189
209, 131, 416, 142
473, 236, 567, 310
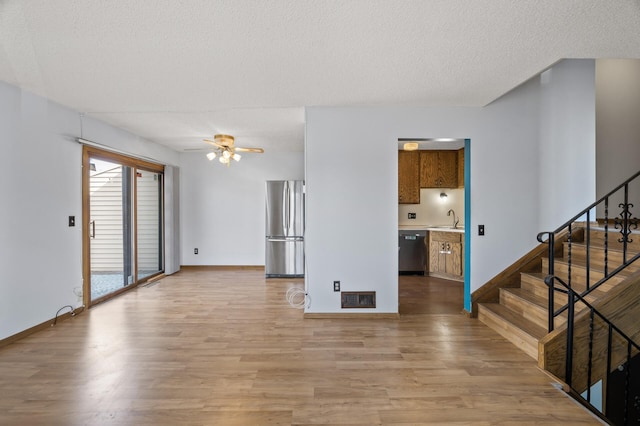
398, 230, 426, 275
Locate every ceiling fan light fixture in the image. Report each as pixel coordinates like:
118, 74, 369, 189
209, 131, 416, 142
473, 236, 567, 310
203, 134, 263, 167
214, 134, 235, 145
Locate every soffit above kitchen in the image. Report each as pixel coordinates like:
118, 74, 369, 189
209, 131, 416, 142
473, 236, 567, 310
0, 1, 638, 153
398, 139, 465, 151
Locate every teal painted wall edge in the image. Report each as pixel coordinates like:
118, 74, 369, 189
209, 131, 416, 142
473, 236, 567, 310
464, 139, 471, 312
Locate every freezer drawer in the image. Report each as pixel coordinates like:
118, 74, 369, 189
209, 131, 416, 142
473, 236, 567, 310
265, 238, 304, 278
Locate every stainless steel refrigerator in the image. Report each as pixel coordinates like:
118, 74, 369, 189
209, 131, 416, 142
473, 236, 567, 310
265, 180, 304, 277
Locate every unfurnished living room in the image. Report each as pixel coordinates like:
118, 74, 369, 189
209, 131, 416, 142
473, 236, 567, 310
1, 1, 640, 425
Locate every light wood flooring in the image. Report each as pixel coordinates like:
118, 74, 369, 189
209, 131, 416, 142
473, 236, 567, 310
0, 269, 601, 425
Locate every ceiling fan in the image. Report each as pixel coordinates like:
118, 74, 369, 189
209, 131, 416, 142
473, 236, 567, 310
203, 134, 264, 166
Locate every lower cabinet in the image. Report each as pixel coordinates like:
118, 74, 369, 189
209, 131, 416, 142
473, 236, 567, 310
428, 231, 464, 280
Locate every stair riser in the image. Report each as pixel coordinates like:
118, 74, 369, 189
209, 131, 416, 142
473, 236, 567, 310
500, 288, 579, 330
500, 290, 549, 330
564, 244, 640, 272
520, 274, 551, 298
580, 230, 640, 253
540, 259, 623, 292
566, 241, 640, 257
477, 305, 539, 360
570, 256, 640, 274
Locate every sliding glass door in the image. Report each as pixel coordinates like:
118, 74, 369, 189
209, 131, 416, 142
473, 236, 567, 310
83, 146, 164, 306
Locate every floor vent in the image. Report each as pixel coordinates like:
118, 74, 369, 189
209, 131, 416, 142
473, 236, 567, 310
341, 291, 376, 308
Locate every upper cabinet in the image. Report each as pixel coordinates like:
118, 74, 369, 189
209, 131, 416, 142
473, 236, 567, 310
457, 148, 464, 188
420, 150, 459, 188
398, 150, 420, 204
399, 148, 465, 204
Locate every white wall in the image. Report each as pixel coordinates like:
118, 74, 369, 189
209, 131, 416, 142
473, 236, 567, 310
596, 59, 640, 202
538, 59, 596, 231
0, 58, 602, 336
180, 150, 304, 265
0, 81, 180, 341
304, 59, 596, 314
398, 188, 464, 227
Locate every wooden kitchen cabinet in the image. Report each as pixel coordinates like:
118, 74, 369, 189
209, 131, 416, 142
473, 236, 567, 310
398, 150, 420, 204
457, 148, 464, 188
419, 150, 458, 188
428, 231, 463, 280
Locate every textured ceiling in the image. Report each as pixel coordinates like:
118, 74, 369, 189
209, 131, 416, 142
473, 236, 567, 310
1, 0, 639, 152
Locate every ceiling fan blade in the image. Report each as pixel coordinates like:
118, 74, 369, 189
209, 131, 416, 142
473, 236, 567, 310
235, 147, 264, 153
204, 139, 225, 148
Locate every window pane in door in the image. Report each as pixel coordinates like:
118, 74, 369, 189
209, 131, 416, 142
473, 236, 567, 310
89, 158, 134, 301
137, 170, 163, 280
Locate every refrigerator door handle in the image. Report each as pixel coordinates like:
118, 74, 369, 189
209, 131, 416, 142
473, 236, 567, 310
267, 237, 303, 242
282, 182, 288, 234
285, 181, 291, 233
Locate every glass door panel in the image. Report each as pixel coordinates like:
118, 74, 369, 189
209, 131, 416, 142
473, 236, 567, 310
136, 170, 163, 280
89, 158, 134, 301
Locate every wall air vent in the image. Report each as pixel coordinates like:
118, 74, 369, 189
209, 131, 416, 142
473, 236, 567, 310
341, 291, 376, 309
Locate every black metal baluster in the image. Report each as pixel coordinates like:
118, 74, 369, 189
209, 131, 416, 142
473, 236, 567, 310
586, 212, 591, 291
606, 324, 613, 418
548, 233, 555, 332
625, 340, 632, 425
587, 309, 594, 404
568, 223, 572, 290
565, 287, 575, 387
624, 184, 629, 264
604, 197, 609, 278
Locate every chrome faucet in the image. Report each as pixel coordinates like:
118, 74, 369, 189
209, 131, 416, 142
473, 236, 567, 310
447, 209, 459, 229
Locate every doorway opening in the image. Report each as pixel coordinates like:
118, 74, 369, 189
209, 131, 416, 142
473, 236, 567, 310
397, 138, 471, 314
82, 146, 164, 307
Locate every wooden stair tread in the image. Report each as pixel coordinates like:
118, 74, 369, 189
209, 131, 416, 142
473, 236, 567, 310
478, 302, 547, 340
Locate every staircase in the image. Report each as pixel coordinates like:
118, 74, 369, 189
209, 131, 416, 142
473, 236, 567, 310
475, 169, 640, 424
477, 225, 639, 360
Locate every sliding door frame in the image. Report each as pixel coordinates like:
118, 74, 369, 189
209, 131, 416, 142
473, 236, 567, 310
82, 146, 165, 307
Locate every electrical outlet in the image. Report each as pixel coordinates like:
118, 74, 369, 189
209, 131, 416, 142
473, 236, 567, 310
194, 248, 199, 254
333, 281, 340, 292
408, 213, 416, 219
478, 225, 485, 236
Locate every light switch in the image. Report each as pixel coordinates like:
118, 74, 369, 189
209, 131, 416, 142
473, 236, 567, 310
478, 224, 485, 236
68, 216, 75, 227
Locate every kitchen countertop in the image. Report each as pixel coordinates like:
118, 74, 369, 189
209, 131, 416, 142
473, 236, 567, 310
399, 225, 465, 233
